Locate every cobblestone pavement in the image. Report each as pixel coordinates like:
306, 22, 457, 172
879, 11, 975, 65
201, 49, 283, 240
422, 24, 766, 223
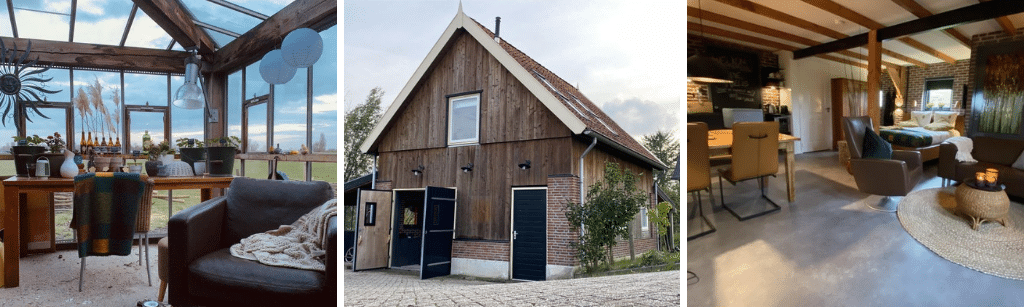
344, 269, 680, 306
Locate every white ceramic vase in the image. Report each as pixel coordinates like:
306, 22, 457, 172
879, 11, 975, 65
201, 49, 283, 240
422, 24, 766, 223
60, 149, 78, 178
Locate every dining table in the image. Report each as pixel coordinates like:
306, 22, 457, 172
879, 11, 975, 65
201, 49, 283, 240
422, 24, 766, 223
2, 175, 236, 288
708, 129, 801, 202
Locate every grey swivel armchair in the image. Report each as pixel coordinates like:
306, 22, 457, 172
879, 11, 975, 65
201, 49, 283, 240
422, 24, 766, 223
842, 116, 922, 212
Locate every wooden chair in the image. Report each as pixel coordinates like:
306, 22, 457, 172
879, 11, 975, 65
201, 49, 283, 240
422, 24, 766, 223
687, 123, 715, 240
718, 122, 782, 221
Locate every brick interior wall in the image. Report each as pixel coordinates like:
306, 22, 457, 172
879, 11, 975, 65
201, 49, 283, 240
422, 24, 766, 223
965, 28, 1024, 133
687, 35, 780, 113
452, 240, 509, 262
906, 60, 970, 115
547, 174, 580, 267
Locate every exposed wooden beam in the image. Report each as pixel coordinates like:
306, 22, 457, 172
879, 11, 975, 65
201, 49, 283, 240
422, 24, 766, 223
796, 0, 1024, 59
714, 0, 846, 39
886, 65, 906, 99
0, 36, 188, 74
209, 0, 336, 73
688, 7, 907, 67
880, 49, 927, 67
132, 0, 217, 56
897, 37, 956, 63
980, 0, 1018, 35
890, 0, 971, 46
688, 24, 875, 69
802, 0, 954, 64
867, 29, 881, 132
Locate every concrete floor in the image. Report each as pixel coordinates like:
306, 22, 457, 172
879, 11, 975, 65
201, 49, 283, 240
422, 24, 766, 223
687, 151, 1024, 306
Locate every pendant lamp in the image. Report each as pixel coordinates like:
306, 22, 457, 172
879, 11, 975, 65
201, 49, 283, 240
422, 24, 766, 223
688, 0, 733, 84
173, 51, 206, 109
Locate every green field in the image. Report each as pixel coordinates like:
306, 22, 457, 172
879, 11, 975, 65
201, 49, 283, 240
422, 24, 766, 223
10, 159, 339, 242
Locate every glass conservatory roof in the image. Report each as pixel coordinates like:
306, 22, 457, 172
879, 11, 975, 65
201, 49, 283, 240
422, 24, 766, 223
2, 0, 294, 51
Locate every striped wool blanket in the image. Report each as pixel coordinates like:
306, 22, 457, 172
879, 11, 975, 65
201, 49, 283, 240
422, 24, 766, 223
69, 172, 146, 258
230, 199, 337, 271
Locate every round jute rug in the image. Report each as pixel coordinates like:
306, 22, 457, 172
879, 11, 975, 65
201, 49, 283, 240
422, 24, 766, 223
898, 187, 1024, 280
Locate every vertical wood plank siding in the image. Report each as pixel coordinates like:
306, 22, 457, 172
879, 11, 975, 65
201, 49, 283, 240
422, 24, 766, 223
377, 31, 573, 240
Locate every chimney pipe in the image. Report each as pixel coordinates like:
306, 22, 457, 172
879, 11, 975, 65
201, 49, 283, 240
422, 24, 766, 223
495, 17, 501, 38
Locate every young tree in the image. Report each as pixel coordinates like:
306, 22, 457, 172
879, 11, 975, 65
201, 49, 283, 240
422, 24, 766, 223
642, 130, 680, 251
313, 133, 327, 152
344, 87, 384, 181
565, 162, 647, 270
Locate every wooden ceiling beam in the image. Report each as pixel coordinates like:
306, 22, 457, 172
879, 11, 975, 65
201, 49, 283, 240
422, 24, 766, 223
209, 0, 335, 74
688, 23, 875, 69
713, 0, 846, 39
889, 0, 971, 46
132, 0, 217, 56
688, 7, 906, 67
980, 0, 1018, 35
796, 0, 1024, 59
0, 36, 188, 74
802, 0, 954, 64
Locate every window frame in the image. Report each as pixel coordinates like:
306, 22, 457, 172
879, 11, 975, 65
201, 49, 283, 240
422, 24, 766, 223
446, 91, 482, 146
923, 77, 955, 111
640, 206, 649, 232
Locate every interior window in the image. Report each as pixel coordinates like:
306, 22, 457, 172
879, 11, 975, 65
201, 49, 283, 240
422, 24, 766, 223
448, 94, 480, 145
923, 78, 954, 111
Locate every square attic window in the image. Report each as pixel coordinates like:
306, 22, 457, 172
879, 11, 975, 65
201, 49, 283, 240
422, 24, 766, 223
448, 93, 480, 146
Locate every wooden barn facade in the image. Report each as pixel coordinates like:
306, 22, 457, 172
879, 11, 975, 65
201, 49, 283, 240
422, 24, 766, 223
353, 7, 667, 281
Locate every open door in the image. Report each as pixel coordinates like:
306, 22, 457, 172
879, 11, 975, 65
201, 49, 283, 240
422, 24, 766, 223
420, 186, 456, 279
353, 189, 392, 271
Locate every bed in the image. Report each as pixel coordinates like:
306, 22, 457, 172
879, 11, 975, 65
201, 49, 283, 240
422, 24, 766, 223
880, 110, 964, 162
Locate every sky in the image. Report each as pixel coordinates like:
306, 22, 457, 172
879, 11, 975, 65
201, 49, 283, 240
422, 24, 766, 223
344, 0, 684, 142
0, 0, 337, 153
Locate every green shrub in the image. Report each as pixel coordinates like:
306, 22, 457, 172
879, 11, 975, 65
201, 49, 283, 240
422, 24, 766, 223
638, 250, 665, 267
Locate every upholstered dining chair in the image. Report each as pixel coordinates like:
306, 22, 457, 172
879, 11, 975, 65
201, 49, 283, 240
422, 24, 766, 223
687, 122, 716, 240
842, 116, 922, 212
70, 172, 152, 292
718, 121, 781, 221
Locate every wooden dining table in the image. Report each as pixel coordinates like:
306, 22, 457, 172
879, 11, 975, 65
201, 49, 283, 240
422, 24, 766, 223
2, 175, 236, 288
708, 129, 801, 202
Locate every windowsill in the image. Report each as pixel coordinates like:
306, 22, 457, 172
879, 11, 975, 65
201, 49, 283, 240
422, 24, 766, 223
447, 143, 479, 148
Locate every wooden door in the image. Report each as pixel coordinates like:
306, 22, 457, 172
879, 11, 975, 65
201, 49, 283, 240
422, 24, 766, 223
512, 188, 547, 281
420, 186, 456, 279
353, 189, 392, 271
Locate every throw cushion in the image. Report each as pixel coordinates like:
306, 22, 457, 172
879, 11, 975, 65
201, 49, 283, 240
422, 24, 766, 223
1014, 150, 1024, 170
911, 111, 933, 127
897, 120, 920, 128
933, 111, 958, 125
924, 122, 955, 131
862, 127, 893, 159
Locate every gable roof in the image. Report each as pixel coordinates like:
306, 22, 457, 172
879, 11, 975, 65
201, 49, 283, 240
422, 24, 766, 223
360, 6, 666, 170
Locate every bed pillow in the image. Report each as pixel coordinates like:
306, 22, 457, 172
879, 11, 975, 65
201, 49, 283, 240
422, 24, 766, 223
924, 122, 955, 131
933, 111, 958, 125
911, 111, 933, 127
862, 127, 892, 159
897, 120, 919, 128
1014, 150, 1024, 170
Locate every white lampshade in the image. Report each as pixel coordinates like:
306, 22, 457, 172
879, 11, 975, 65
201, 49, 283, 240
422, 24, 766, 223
281, 28, 323, 68
173, 59, 205, 109
260, 49, 296, 85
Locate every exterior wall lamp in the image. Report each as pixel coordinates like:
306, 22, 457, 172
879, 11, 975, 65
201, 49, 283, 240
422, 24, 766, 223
518, 160, 531, 170
461, 163, 474, 173
412, 165, 424, 176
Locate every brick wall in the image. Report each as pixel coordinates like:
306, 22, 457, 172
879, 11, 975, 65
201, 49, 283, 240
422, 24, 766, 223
452, 240, 509, 262
965, 28, 1024, 133
610, 190, 659, 259
687, 35, 780, 112
905, 60, 970, 114
547, 174, 579, 267
374, 180, 392, 191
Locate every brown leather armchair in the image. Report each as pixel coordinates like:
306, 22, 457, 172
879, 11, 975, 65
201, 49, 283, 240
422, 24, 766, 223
718, 121, 782, 221
842, 116, 922, 211
168, 177, 337, 307
687, 122, 715, 239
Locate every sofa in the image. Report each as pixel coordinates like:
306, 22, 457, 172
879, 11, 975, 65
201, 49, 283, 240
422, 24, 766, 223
168, 177, 337, 306
939, 136, 1024, 198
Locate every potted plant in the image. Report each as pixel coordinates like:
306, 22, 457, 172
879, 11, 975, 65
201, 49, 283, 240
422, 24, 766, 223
144, 140, 175, 176
205, 136, 240, 177
176, 137, 205, 170
11, 135, 46, 176
39, 132, 68, 177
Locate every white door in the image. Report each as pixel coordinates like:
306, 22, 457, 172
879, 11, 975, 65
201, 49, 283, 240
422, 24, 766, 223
784, 54, 834, 153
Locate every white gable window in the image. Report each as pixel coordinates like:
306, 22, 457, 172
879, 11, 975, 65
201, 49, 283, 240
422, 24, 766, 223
448, 93, 480, 145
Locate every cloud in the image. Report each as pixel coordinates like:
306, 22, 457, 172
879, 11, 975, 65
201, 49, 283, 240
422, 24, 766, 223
277, 94, 338, 114
600, 98, 679, 140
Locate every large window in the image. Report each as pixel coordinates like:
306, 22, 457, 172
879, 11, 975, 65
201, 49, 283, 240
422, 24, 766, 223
447, 93, 480, 145
924, 78, 954, 111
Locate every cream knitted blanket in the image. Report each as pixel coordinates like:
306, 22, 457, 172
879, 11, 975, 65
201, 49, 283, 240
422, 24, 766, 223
943, 136, 977, 163
230, 199, 337, 271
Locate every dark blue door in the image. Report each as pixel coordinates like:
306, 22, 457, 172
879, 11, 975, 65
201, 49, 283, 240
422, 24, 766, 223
512, 188, 546, 281
420, 186, 456, 279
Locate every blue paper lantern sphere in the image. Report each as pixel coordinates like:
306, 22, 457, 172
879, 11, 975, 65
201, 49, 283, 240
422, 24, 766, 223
259, 49, 296, 85
281, 28, 323, 68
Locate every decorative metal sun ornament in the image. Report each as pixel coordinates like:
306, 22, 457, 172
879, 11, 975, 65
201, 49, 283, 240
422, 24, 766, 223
0, 39, 61, 130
